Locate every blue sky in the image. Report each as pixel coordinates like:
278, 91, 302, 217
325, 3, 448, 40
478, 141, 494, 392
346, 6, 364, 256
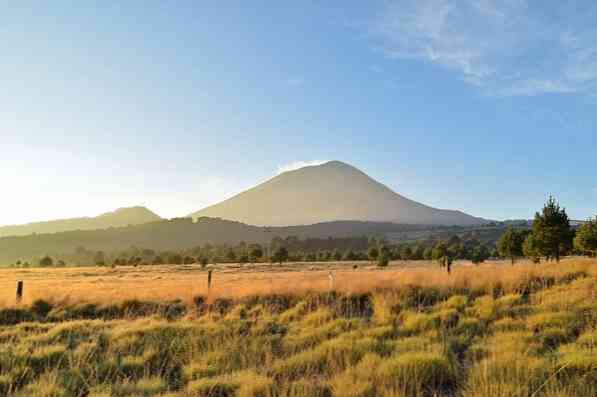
1, 1, 596, 225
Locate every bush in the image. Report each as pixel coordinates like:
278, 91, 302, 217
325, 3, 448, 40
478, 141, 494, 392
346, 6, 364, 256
31, 299, 53, 319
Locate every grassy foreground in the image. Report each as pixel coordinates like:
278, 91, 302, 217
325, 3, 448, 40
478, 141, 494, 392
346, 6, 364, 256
1, 259, 596, 396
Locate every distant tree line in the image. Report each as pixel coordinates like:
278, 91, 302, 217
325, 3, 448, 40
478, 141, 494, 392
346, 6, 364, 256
6, 233, 498, 269
496, 196, 597, 264
6, 197, 596, 269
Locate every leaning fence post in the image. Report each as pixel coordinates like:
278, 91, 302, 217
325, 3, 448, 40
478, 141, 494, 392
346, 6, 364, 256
207, 270, 213, 294
16, 281, 23, 303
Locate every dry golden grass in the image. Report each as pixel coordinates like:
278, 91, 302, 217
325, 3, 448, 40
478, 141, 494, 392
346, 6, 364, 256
1, 257, 596, 397
1, 257, 595, 308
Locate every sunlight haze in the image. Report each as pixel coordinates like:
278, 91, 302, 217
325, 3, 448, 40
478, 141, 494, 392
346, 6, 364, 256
2, 2, 596, 225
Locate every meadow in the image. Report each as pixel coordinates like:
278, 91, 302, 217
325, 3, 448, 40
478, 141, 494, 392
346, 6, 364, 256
0, 258, 596, 396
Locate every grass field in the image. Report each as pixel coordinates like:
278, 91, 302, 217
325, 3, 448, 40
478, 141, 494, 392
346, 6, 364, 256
1, 258, 596, 396
0, 260, 496, 306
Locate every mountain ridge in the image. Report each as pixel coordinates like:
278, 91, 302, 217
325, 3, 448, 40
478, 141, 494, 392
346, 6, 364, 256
0, 206, 162, 237
0, 216, 493, 263
190, 160, 488, 226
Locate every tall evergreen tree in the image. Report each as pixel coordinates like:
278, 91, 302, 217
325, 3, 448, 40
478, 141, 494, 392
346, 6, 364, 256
530, 196, 572, 262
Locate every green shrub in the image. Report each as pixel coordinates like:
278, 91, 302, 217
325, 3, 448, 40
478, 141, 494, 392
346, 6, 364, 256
31, 299, 53, 319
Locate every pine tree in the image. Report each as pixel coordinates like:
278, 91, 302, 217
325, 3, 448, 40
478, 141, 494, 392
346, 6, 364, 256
529, 196, 572, 262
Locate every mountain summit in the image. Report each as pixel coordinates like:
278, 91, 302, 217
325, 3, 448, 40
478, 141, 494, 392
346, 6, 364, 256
0, 206, 162, 237
190, 161, 487, 226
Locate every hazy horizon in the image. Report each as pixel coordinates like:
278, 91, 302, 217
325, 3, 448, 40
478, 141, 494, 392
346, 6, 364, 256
2, 2, 596, 225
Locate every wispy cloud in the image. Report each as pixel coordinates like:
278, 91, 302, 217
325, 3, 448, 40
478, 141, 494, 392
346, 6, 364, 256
369, 0, 597, 96
277, 160, 329, 174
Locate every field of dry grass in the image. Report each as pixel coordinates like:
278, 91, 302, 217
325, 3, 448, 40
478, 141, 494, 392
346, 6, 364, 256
1, 258, 593, 308
1, 258, 596, 396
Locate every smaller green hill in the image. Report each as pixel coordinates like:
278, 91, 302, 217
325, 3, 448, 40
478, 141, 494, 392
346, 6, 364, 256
0, 206, 162, 238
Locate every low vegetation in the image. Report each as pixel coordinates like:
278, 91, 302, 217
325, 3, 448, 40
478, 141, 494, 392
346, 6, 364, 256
1, 259, 595, 396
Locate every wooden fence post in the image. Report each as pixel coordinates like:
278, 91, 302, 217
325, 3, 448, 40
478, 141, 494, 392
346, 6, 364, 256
328, 271, 335, 291
16, 281, 23, 303
207, 270, 213, 293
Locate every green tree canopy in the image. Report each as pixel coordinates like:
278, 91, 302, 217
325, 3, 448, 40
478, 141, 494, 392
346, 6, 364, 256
39, 256, 53, 267
249, 245, 263, 263
432, 242, 448, 266
574, 217, 597, 256
377, 245, 390, 267
400, 246, 412, 260
523, 234, 541, 263
529, 196, 573, 262
497, 227, 526, 264
272, 247, 289, 264
471, 245, 490, 265
368, 246, 379, 261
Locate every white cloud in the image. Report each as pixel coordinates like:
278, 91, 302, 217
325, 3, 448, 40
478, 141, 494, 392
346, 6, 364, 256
369, 0, 597, 96
277, 160, 329, 174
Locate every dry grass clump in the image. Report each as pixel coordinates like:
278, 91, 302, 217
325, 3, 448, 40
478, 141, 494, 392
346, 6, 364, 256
463, 352, 551, 397
0, 259, 595, 396
554, 328, 597, 394
438, 294, 469, 311
491, 316, 526, 332
272, 333, 376, 381
377, 352, 460, 397
400, 312, 440, 334
186, 370, 273, 397
329, 353, 381, 397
